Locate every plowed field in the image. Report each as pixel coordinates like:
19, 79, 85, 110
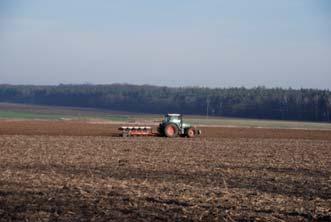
0, 120, 330, 221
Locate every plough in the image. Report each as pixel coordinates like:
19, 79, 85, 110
118, 126, 157, 137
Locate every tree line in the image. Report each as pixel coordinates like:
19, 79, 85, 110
0, 84, 330, 122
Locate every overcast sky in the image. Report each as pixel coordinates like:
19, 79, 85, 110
0, 0, 330, 89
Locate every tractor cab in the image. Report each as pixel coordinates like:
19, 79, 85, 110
162, 113, 182, 127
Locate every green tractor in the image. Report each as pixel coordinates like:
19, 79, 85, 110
158, 114, 202, 138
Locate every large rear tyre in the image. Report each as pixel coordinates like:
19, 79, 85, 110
164, 123, 179, 138
186, 127, 195, 138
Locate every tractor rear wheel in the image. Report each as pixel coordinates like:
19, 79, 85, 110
164, 123, 179, 138
186, 127, 195, 138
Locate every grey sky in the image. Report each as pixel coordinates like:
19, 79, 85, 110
0, 0, 330, 89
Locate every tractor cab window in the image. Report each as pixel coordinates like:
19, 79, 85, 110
166, 116, 178, 121
163, 114, 182, 125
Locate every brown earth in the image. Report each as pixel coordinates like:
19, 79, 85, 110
0, 120, 330, 221
0, 120, 331, 140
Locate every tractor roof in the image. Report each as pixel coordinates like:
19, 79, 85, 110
166, 113, 181, 117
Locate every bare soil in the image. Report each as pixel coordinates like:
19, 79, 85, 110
0, 120, 331, 140
0, 120, 330, 221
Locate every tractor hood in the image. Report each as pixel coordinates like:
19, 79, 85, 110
182, 122, 191, 128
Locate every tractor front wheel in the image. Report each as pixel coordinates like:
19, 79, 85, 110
186, 128, 196, 138
164, 124, 179, 138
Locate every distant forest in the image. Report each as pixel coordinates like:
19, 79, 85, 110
0, 84, 331, 122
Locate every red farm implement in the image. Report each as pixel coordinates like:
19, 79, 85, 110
119, 126, 157, 137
